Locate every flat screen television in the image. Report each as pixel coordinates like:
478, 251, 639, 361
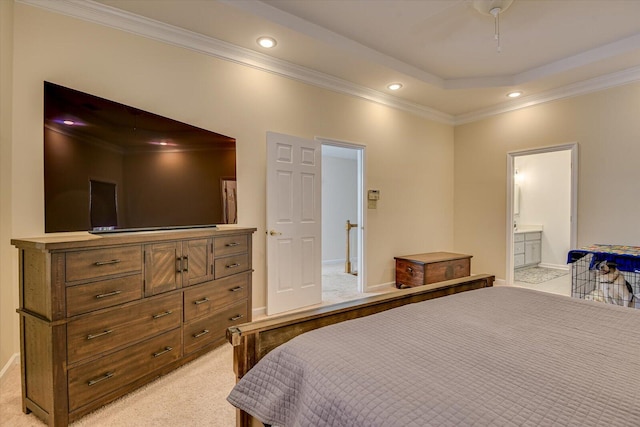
44, 82, 237, 233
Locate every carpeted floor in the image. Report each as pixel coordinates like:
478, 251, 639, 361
1, 266, 378, 427
322, 262, 359, 304
514, 266, 569, 284
0, 344, 236, 427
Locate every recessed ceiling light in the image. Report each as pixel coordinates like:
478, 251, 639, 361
507, 91, 523, 98
63, 120, 75, 125
387, 83, 403, 91
257, 36, 277, 49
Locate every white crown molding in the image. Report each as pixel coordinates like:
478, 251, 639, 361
454, 66, 640, 125
514, 33, 640, 86
219, 0, 445, 88
17, 0, 640, 126
18, 0, 453, 124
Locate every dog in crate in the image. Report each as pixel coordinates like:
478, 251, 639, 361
596, 260, 636, 308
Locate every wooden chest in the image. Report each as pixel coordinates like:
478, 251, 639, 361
395, 252, 472, 289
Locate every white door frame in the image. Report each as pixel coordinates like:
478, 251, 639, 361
316, 137, 366, 292
505, 142, 578, 285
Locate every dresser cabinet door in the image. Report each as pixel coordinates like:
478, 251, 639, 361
182, 238, 213, 287
144, 242, 182, 296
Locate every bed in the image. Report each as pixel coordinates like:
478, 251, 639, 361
227, 275, 640, 426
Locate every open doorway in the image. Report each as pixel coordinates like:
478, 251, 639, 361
319, 139, 365, 304
506, 143, 578, 295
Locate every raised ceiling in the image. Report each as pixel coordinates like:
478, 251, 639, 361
31, 0, 640, 123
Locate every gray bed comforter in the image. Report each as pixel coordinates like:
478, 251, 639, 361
227, 287, 640, 426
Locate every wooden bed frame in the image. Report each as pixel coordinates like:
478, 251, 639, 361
226, 273, 495, 427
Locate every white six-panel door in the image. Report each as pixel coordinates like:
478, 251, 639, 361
266, 132, 322, 315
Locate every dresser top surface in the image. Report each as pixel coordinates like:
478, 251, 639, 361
12, 226, 257, 251
394, 252, 472, 264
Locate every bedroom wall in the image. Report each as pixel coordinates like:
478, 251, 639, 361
0, 0, 18, 373
454, 82, 640, 282
0, 3, 455, 366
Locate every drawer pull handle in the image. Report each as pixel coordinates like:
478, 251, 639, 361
88, 371, 114, 386
225, 242, 240, 247
230, 314, 244, 321
153, 346, 173, 358
193, 329, 209, 338
406, 267, 413, 273
182, 255, 189, 272
226, 263, 241, 269
95, 290, 122, 299
87, 329, 113, 340
152, 310, 173, 319
194, 297, 210, 305
229, 286, 243, 292
94, 259, 121, 266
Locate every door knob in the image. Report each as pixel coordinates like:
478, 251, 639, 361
269, 230, 282, 236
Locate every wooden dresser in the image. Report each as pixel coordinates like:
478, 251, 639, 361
395, 252, 472, 288
12, 227, 255, 427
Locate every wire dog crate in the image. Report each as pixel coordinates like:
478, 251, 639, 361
568, 244, 640, 309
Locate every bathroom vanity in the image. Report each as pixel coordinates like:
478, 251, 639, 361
514, 226, 542, 269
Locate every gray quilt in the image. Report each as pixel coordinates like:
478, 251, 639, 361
227, 287, 640, 426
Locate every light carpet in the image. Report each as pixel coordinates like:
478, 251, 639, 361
322, 263, 359, 304
514, 266, 569, 284
0, 344, 236, 427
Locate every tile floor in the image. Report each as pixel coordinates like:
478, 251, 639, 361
513, 271, 572, 297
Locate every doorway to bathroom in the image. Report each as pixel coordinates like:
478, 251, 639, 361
319, 139, 365, 304
506, 143, 578, 295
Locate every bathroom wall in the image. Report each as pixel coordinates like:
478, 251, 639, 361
515, 150, 572, 268
322, 148, 358, 264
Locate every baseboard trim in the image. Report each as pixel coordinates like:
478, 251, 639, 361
0, 352, 19, 383
252, 306, 266, 319
538, 263, 569, 271
493, 278, 507, 287
365, 281, 395, 292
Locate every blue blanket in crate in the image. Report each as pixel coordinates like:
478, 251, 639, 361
568, 244, 640, 273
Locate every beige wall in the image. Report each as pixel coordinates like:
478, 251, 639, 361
1, 0, 17, 370
0, 3, 455, 366
454, 83, 640, 281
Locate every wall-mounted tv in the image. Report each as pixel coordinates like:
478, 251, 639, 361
44, 82, 237, 233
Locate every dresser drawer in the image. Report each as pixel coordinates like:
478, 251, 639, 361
66, 274, 143, 317
214, 254, 249, 279
395, 260, 425, 288
68, 328, 181, 412
183, 273, 250, 322
183, 300, 247, 355
214, 235, 248, 257
67, 293, 182, 364
66, 246, 142, 282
